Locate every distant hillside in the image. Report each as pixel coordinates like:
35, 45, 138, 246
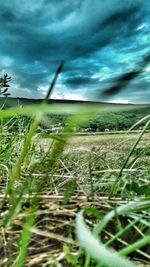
0, 96, 149, 113
0, 96, 116, 108
0, 96, 134, 108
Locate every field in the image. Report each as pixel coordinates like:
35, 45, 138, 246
38, 131, 150, 188
0, 102, 150, 267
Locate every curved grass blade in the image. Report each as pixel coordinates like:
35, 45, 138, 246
76, 211, 137, 267
100, 52, 150, 97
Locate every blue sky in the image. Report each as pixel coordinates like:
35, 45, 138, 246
0, 0, 150, 103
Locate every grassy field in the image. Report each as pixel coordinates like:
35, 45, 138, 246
0, 67, 150, 267
0, 121, 150, 266
0, 103, 150, 267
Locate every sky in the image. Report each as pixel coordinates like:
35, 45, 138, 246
0, 0, 150, 103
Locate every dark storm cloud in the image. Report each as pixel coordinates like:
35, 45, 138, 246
64, 76, 100, 89
0, 0, 149, 102
0, 9, 16, 22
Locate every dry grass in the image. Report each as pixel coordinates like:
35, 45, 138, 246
0, 131, 150, 266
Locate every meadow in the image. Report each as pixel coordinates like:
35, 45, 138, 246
0, 72, 149, 267
0, 103, 150, 267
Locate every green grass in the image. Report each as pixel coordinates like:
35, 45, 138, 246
0, 103, 150, 267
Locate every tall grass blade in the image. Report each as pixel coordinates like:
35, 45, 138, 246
110, 119, 150, 196
93, 199, 150, 236
119, 235, 150, 257
44, 61, 64, 102
11, 206, 36, 267
105, 218, 140, 246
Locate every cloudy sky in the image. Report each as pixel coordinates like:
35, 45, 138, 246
0, 0, 150, 103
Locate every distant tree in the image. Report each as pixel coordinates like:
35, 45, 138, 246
0, 73, 11, 110
0, 73, 11, 97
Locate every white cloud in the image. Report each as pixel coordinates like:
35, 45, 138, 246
36, 82, 87, 101
110, 98, 132, 104
51, 83, 87, 101
1, 56, 13, 67
11, 83, 41, 99
145, 65, 150, 72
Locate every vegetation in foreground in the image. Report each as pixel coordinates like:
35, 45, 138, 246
0, 73, 150, 267
0, 102, 150, 267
